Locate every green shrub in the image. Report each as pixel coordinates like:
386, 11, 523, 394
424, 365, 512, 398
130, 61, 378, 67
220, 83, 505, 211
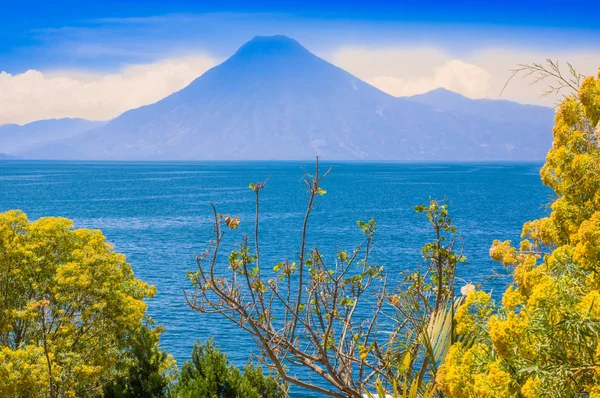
103, 322, 176, 398
169, 339, 285, 398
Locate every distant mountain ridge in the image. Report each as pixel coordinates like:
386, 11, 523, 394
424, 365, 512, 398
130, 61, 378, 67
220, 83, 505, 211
14, 35, 554, 160
407, 88, 552, 126
0, 118, 106, 155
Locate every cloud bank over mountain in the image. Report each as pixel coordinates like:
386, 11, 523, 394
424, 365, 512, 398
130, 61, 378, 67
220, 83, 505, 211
0, 55, 216, 124
2, 42, 598, 125
332, 46, 600, 103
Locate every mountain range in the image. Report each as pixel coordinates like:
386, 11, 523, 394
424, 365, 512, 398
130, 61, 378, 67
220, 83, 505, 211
3, 35, 554, 161
0, 118, 106, 156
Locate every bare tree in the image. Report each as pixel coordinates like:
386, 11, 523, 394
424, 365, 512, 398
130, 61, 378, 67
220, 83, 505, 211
184, 158, 466, 397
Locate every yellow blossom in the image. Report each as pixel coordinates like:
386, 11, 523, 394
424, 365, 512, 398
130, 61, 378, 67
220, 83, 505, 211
521, 377, 541, 398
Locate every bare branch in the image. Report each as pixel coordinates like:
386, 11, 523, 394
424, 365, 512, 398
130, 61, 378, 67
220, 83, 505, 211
501, 59, 585, 101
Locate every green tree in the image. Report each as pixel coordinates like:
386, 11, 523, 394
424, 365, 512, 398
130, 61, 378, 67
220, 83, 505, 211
103, 321, 177, 398
169, 339, 285, 398
0, 210, 157, 397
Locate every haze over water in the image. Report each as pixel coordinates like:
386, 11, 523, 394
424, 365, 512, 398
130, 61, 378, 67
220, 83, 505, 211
0, 160, 551, 394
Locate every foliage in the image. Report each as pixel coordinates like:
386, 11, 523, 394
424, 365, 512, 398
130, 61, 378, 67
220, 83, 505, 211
184, 159, 466, 397
365, 297, 463, 398
103, 321, 177, 398
437, 68, 600, 397
168, 339, 285, 398
503, 59, 585, 99
378, 200, 468, 397
0, 210, 155, 397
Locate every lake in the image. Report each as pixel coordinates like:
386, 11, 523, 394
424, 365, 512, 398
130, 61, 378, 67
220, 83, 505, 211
0, 160, 552, 395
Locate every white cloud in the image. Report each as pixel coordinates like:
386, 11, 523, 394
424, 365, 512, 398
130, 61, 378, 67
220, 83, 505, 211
0, 55, 217, 125
2, 44, 598, 126
368, 60, 492, 98
331, 47, 600, 105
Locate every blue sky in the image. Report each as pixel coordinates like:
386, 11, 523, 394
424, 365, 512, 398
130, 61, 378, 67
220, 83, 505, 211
1, 0, 598, 124
2, 0, 599, 73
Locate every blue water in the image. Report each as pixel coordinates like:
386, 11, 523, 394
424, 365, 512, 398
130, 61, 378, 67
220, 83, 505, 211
0, 161, 552, 395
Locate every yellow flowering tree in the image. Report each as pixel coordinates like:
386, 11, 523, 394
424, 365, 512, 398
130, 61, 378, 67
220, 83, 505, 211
0, 210, 157, 397
437, 66, 600, 397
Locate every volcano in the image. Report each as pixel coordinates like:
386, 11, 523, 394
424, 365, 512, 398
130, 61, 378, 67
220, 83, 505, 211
23, 35, 554, 160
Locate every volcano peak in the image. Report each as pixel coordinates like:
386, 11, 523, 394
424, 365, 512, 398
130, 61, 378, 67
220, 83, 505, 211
232, 35, 309, 59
